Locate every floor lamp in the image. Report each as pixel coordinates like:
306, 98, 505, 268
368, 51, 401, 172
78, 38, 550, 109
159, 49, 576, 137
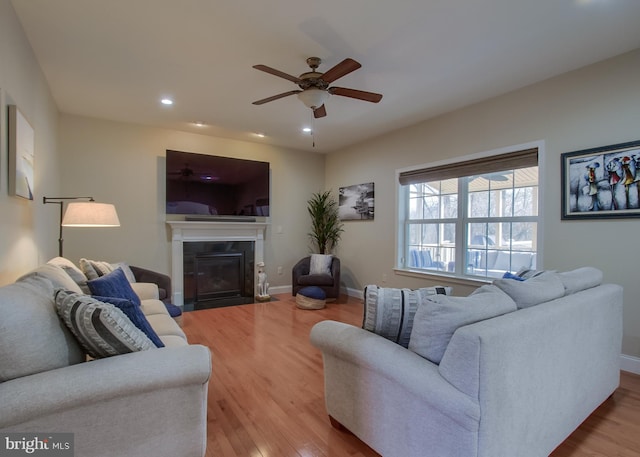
43, 197, 120, 257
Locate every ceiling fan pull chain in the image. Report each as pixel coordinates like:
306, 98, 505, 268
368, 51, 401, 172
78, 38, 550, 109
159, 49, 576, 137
311, 111, 316, 148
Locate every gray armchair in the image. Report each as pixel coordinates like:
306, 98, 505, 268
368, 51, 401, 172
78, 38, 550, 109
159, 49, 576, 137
292, 256, 341, 299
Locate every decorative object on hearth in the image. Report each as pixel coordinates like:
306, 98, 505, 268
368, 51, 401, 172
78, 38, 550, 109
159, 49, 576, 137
307, 191, 343, 254
43, 197, 120, 256
252, 57, 383, 119
256, 261, 270, 302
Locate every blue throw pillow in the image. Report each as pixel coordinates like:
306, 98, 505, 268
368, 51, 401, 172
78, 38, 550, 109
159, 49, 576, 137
92, 296, 165, 348
87, 268, 141, 306
502, 271, 526, 281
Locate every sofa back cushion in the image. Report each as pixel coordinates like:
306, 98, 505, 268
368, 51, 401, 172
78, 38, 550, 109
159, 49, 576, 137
493, 271, 565, 308
0, 276, 85, 382
18, 263, 84, 295
408, 285, 517, 364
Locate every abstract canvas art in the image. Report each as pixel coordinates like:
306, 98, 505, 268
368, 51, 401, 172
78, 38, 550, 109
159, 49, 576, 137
561, 140, 640, 219
8, 105, 35, 200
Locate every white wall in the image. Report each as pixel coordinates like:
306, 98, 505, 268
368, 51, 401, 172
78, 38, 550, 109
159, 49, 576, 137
326, 49, 640, 359
57, 114, 325, 289
0, 0, 60, 284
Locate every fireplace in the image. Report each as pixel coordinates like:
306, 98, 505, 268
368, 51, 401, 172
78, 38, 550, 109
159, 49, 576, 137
166, 220, 268, 310
183, 241, 255, 310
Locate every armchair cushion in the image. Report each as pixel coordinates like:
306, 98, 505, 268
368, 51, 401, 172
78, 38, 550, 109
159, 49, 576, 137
55, 289, 155, 359
87, 268, 141, 306
310, 254, 333, 276
292, 256, 341, 299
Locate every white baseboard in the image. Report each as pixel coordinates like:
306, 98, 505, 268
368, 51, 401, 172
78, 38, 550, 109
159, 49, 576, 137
620, 354, 640, 375
269, 285, 291, 296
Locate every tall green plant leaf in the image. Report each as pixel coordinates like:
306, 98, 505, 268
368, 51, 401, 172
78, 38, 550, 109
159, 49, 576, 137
307, 191, 344, 254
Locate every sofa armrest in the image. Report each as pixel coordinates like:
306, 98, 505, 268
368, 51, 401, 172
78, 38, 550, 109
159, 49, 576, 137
310, 320, 479, 422
130, 281, 159, 300
0, 344, 210, 428
130, 265, 172, 302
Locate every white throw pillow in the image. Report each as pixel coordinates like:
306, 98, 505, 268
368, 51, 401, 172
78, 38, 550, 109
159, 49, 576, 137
408, 285, 517, 364
309, 254, 333, 276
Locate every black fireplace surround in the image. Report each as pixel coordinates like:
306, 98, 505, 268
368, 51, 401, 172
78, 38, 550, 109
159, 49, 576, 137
182, 241, 255, 311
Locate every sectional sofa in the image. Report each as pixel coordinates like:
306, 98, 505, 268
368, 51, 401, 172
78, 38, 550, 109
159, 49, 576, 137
0, 258, 211, 457
311, 268, 623, 457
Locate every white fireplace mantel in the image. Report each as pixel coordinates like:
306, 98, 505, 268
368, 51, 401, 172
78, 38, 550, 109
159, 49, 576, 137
167, 220, 268, 307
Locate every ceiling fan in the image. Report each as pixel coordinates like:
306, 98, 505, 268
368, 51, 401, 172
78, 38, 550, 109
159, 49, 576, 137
252, 57, 383, 118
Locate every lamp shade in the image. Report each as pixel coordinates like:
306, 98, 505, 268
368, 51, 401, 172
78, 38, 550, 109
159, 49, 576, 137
62, 202, 120, 227
297, 88, 328, 109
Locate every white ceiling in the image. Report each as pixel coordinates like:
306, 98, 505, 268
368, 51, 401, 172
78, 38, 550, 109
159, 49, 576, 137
10, 0, 640, 153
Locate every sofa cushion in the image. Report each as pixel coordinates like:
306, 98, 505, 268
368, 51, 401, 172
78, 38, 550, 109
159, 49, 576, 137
92, 296, 165, 348
408, 284, 517, 364
55, 289, 155, 359
80, 258, 112, 280
363, 285, 452, 348
86, 268, 141, 306
558, 267, 602, 295
0, 276, 85, 382
47, 257, 90, 293
18, 263, 84, 295
493, 271, 565, 308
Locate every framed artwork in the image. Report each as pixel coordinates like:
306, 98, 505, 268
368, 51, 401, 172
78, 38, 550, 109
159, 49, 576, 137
8, 104, 35, 200
561, 140, 640, 219
338, 182, 374, 220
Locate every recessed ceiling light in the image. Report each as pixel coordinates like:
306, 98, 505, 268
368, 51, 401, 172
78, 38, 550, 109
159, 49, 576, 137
194, 121, 205, 127
255, 133, 265, 138
302, 127, 312, 133
161, 98, 173, 105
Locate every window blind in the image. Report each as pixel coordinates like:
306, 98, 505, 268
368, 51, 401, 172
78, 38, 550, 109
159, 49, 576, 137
398, 148, 538, 185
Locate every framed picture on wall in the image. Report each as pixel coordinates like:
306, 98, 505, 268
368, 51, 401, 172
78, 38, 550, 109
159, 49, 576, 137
338, 182, 375, 220
8, 104, 35, 200
561, 140, 640, 219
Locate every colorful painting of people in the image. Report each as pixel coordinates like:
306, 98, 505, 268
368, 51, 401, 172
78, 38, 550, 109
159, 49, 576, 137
567, 147, 640, 213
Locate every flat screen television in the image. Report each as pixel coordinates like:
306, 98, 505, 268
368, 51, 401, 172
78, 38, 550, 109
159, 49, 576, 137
166, 150, 270, 218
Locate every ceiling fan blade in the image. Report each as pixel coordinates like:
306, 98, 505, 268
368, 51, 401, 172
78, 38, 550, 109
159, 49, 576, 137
253, 65, 301, 83
252, 90, 301, 105
320, 58, 361, 83
313, 104, 327, 118
328, 87, 383, 103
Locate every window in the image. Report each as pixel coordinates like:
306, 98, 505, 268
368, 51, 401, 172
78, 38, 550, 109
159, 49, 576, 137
398, 147, 539, 279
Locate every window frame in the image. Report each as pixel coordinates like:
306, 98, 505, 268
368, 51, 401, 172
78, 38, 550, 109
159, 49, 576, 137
395, 141, 545, 282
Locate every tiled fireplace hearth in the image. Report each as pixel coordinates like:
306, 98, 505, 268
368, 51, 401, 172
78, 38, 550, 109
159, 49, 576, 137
167, 221, 268, 308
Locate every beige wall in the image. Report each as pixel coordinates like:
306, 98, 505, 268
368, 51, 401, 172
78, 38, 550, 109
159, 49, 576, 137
57, 115, 325, 289
0, 0, 60, 284
326, 49, 640, 358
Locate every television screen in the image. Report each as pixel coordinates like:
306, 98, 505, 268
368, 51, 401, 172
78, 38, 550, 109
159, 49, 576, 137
166, 150, 270, 217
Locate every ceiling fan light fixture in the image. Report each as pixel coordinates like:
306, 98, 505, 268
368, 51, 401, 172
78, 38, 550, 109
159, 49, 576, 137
297, 88, 328, 109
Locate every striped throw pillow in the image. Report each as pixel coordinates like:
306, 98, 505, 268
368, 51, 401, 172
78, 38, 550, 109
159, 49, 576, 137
55, 289, 154, 359
362, 285, 452, 348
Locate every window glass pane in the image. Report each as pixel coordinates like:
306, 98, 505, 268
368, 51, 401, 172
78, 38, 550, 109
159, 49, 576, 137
401, 152, 538, 280
469, 190, 489, 217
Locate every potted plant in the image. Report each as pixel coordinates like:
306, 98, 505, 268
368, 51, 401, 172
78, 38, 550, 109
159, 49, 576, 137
307, 191, 344, 254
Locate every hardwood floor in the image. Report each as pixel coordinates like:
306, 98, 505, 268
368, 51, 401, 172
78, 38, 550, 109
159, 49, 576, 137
182, 294, 640, 457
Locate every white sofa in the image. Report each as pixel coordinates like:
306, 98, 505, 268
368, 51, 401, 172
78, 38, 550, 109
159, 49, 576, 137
0, 258, 211, 457
311, 268, 623, 457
